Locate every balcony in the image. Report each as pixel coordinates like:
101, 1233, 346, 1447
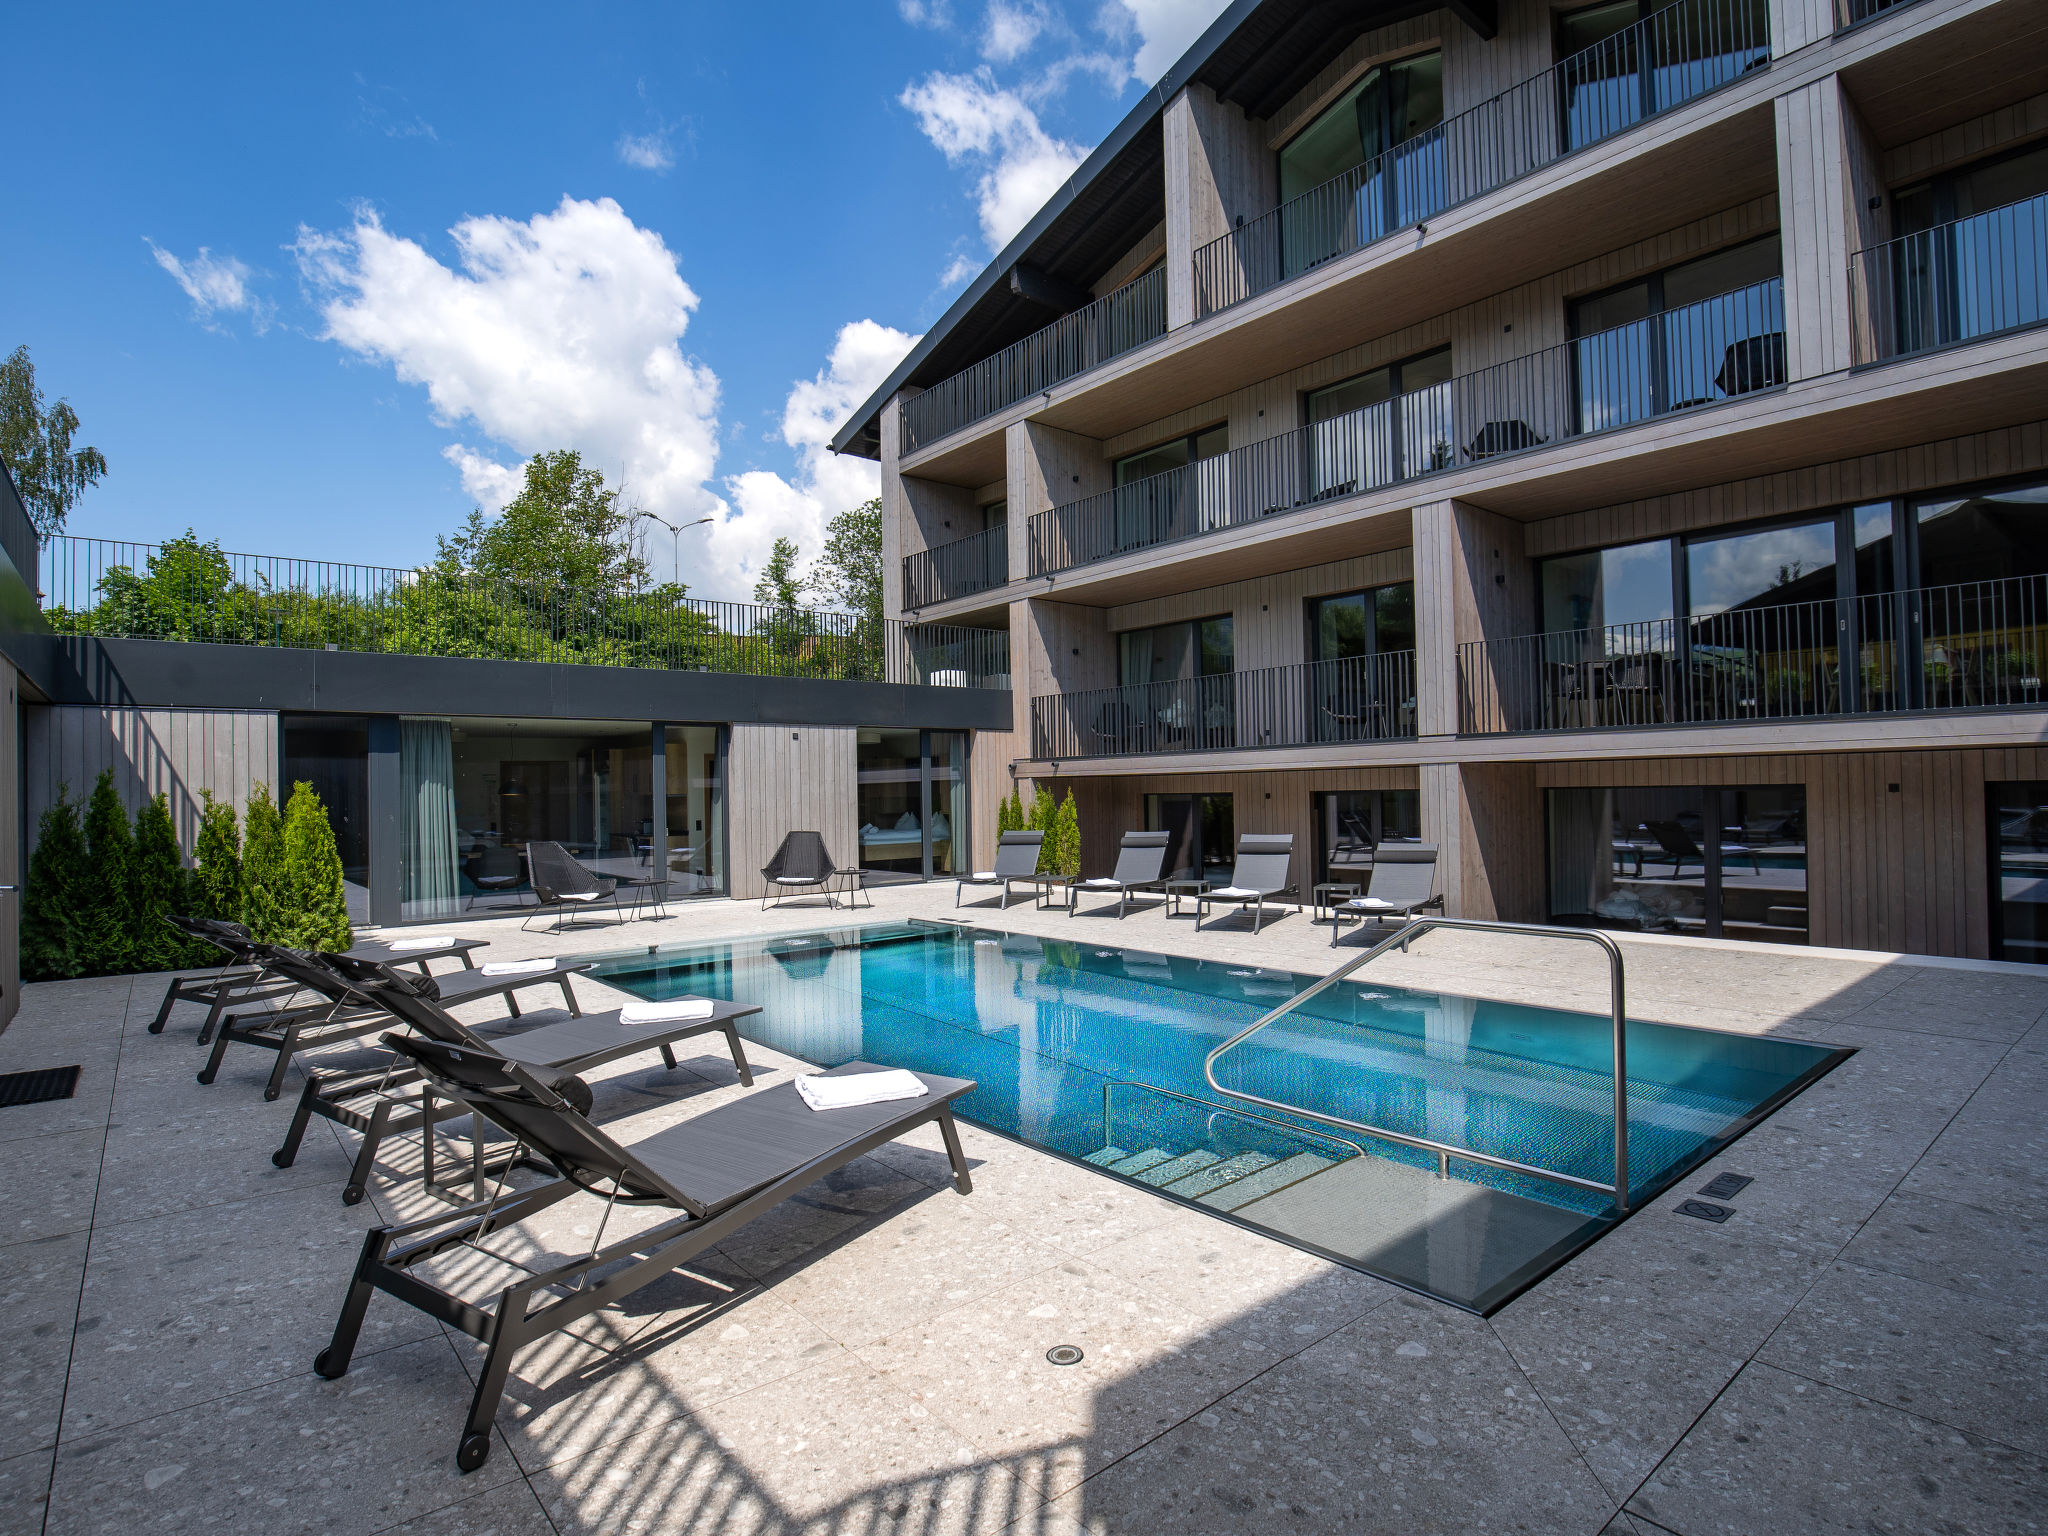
40, 534, 1012, 689
1192, 0, 1770, 320
1835, 0, 1927, 29
1850, 191, 2048, 366
1458, 572, 2048, 735
900, 266, 1168, 455
901, 525, 1009, 611
1030, 652, 1416, 761
1031, 278, 1785, 575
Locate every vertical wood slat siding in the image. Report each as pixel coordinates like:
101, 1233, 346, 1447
725, 725, 858, 902
24, 706, 279, 861
0, 660, 18, 1025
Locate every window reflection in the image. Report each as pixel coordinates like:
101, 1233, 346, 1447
1991, 780, 2048, 964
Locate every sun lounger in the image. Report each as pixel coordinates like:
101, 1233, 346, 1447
954, 830, 1045, 908
197, 944, 591, 1101
313, 1040, 974, 1472
274, 954, 758, 1205
149, 916, 306, 1042
1330, 844, 1443, 945
1195, 834, 1297, 934
1070, 831, 1170, 918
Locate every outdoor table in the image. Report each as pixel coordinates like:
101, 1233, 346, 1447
1311, 882, 1361, 923
1163, 878, 1211, 917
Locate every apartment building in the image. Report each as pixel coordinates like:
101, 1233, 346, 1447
837, 0, 2048, 960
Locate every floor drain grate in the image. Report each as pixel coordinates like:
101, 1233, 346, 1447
1045, 1345, 1084, 1366
1676, 1198, 1735, 1223
0, 1066, 82, 1108
1698, 1172, 1753, 1200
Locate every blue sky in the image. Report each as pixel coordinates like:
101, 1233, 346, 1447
6, 0, 1227, 601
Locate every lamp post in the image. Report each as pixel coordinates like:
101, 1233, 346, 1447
631, 513, 715, 588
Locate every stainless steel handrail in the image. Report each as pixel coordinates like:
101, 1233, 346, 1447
1101, 1079, 1369, 1165
1202, 918, 1632, 1211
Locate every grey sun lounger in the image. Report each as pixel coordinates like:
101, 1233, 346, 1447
274, 953, 759, 1206
1070, 830, 1170, 918
314, 1037, 974, 1473
198, 943, 592, 1101
1195, 834, 1298, 934
1330, 844, 1444, 945
954, 830, 1044, 908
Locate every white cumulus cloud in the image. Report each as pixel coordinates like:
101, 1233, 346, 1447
723, 319, 919, 601
982, 0, 1049, 61
293, 196, 738, 584
900, 70, 1086, 251
1110, 0, 1231, 82
616, 130, 674, 172
146, 241, 274, 332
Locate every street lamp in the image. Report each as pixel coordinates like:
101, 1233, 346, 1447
631, 513, 715, 588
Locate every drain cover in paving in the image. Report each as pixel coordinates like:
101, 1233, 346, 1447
1676, 1198, 1735, 1224
0, 1066, 81, 1107
1698, 1172, 1753, 1201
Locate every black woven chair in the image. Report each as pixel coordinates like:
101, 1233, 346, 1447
314, 1038, 974, 1472
760, 830, 865, 909
523, 840, 625, 932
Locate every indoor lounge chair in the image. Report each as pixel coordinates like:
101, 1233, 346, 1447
198, 943, 591, 1101
313, 1038, 974, 1473
274, 954, 759, 1206
954, 830, 1044, 908
1644, 819, 1761, 876
1330, 844, 1444, 945
1071, 830, 1171, 918
523, 840, 626, 932
1194, 834, 1297, 934
759, 830, 866, 909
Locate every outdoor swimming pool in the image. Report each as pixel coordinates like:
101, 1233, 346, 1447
579, 919, 1846, 1312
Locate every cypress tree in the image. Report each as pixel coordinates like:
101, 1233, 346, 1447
1049, 790, 1081, 878
996, 788, 1020, 836
190, 791, 245, 925
281, 780, 353, 953
1027, 785, 1057, 872
81, 769, 136, 975
241, 781, 287, 943
21, 786, 89, 981
130, 792, 190, 971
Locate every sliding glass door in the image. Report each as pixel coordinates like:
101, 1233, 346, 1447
856, 730, 969, 880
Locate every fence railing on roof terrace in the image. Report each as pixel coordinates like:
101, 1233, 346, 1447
39, 535, 1011, 689
899, 265, 1169, 454
1191, 0, 1771, 319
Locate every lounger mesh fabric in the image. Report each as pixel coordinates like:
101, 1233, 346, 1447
1331, 844, 1443, 944
313, 1036, 975, 1473
1073, 831, 1170, 918
1196, 834, 1296, 934
955, 830, 1043, 908
149, 916, 303, 1040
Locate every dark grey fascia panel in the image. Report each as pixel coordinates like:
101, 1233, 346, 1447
0, 634, 1013, 732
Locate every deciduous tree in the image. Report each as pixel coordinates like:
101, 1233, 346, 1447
0, 344, 106, 538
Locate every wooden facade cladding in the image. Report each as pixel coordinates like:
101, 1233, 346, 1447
726, 724, 859, 902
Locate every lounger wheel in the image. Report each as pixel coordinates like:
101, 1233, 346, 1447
457, 1434, 492, 1473
263, 1084, 282, 1101
196, 1067, 216, 1085
313, 1347, 348, 1380
341, 1184, 365, 1206
270, 1148, 294, 1169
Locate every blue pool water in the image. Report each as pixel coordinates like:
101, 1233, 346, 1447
579, 920, 1845, 1312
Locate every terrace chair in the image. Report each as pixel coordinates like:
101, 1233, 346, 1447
198, 943, 591, 1102
273, 954, 759, 1206
523, 840, 625, 932
1330, 845, 1444, 946
760, 830, 866, 910
314, 1037, 974, 1472
955, 830, 1045, 908
1195, 834, 1297, 934
1644, 819, 1761, 876
1071, 830, 1171, 918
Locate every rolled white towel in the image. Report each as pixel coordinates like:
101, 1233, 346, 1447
795, 1069, 929, 1112
385, 934, 457, 952
481, 958, 559, 977
619, 997, 718, 1025
968, 870, 997, 880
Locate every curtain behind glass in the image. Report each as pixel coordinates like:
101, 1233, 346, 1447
401, 718, 461, 920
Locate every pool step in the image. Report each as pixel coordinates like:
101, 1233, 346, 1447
1102, 1147, 1177, 1178
1082, 1146, 1131, 1168
1198, 1152, 1339, 1212
1159, 1151, 1277, 1199
1132, 1148, 1224, 1188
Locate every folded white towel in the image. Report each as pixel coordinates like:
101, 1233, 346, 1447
1082, 877, 1120, 887
385, 934, 457, 951
557, 891, 604, 902
1348, 898, 1401, 911
481, 958, 558, 976
619, 997, 717, 1025
795, 1069, 929, 1112
968, 870, 997, 880
1208, 886, 1261, 899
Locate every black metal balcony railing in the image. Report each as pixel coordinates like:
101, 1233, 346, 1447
1192, 0, 1770, 318
900, 265, 1169, 454
901, 525, 1010, 610
1031, 279, 1784, 574
1834, 0, 1924, 29
1458, 572, 2048, 735
41, 534, 1012, 689
1850, 192, 2048, 366
1031, 651, 1417, 760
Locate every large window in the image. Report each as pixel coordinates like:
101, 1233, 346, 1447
1548, 784, 1807, 942
1113, 617, 1236, 751
1278, 50, 1444, 268
1887, 141, 2048, 356
1570, 236, 1784, 432
1313, 789, 1421, 888
1110, 426, 1230, 550
1146, 793, 1234, 883
1304, 347, 1454, 496
856, 730, 967, 880
1555, 0, 1770, 154
1307, 583, 1416, 741
1118, 616, 1234, 686
661, 724, 726, 897
282, 715, 369, 920
1990, 781, 2048, 964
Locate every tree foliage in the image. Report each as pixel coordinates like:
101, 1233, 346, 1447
190, 791, 245, 924
996, 786, 1024, 836
81, 771, 136, 974
21, 786, 89, 981
241, 782, 288, 943
437, 450, 649, 596
0, 344, 106, 539
279, 781, 352, 953
816, 499, 883, 630
1045, 790, 1082, 878
131, 792, 199, 970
